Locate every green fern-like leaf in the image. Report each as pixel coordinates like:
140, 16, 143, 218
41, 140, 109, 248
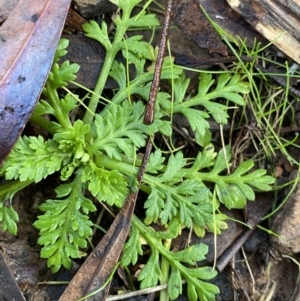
131, 218, 219, 301
187, 275, 219, 301
121, 225, 143, 266
168, 267, 182, 299
159, 72, 249, 146
189, 145, 274, 209
83, 20, 111, 50
138, 248, 162, 288
146, 149, 165, 174
31, 93, 79, 134
124, 10, 159, 28
34, 173, 96, 272
167, 244, 219, 301
144, 152, 214, 228
90, 101, 147, 160
32, 40, 80, 130
44, 60, 80, 92
119, 35, 155, 61
53, 38, 70, 63
54, 120, 90, 154
110, 57, 182, 107
0, 201, 19, 235
109, 61, 128, 89
0, 136, 66, 182
33, 99, 56, 116
81, 162, 128, 207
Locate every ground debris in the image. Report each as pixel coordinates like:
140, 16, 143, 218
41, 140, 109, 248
73, 0, 117, 18
227, 0, 300, 64
0, 250, 26, 301
270, 170, 300, 254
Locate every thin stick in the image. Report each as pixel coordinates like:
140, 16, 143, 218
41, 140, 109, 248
137, 0, 174, 192
107, 281, 186, 301
143, 0, 173, 125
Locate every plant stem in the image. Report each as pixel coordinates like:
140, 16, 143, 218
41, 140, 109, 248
94, 154, 139, 176
160, 238, 172, 301
82, 53, 116, 125
82, 10, 136, 125
0, 179, 33, 199
46, 87, 71, 129
29, 115, 57, 135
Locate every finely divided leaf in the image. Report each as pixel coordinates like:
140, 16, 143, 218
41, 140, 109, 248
190, 145, 274, 209
33, 99, 56, 116
54, 38, 70, 63
144, 188, 165, 225
159, 72, 249, 146
121, 225, 143, 266
109, 61, 127, 89
144, 152, 214, 228
0, 136, 66, 182
138, 248, 161, 288
190, 144, 217, 171
119, 35, 155, 61
168, 267, 182, 300
126, 12, 159, 28
244, 169, 275, 191
0, 203, 18, 235
179, 107, 211, 146
91, 101, 147, 160
54, 120, 90, 154
187, 281, 219, 301
83, 20, 111, 50
82, 162, 128, 207
44, 60, 80, 91
171, 243, 208, 264
198, 73, 215, 96
146, 149, 165, 174
34, 175, 96, 273
60, 93, 79, 120
159, 152, 186, 183
209, 146, 231, 175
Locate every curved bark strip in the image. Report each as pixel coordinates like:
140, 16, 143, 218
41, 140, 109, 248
227, 0, 300, 64
0, 0, 71, 164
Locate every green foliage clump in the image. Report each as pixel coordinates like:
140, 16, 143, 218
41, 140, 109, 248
0, 0, 274, 300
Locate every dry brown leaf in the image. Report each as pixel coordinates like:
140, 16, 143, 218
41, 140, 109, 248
0, 0, 71, 164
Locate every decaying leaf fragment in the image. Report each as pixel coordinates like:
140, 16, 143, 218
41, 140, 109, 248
0, 0, 71, 164
227, 0, 300, 64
